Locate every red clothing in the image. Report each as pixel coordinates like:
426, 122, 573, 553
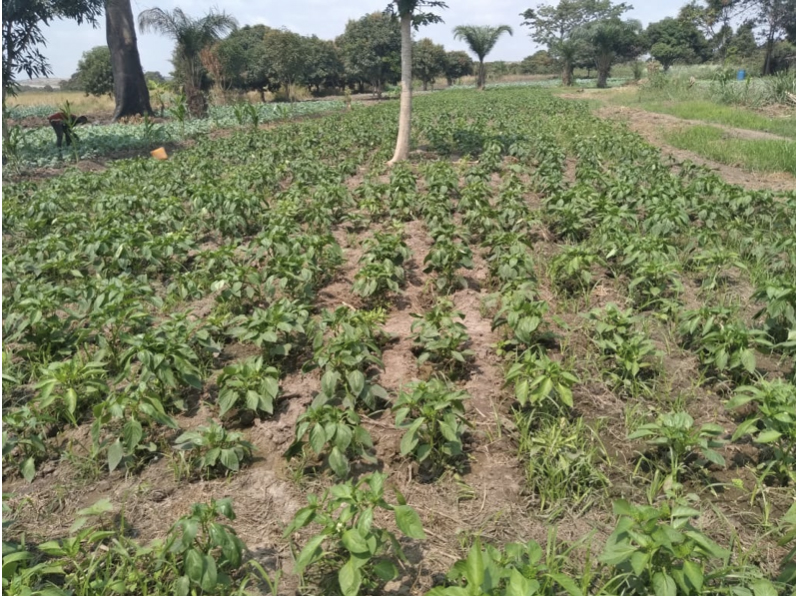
47, 112, 67, 123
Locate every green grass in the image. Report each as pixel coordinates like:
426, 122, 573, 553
631, 99, 796, 138
664, 124, 796, 175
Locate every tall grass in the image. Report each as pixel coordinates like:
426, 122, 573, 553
665, 124, 796, 175
7, 91, 115, 114
640, 68, 796, 108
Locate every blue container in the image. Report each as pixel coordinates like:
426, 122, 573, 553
737, 69, 746, 81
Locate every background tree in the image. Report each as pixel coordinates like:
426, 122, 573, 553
2, 0, 103, 140
443, 50, 474, 85
217, 25, 273, 101
338, 12, 401, 98
452, 24, 514, 89
77, 45, 114, 97
520, 0, 630, 85
584, 18, 642, 87
414, 38, 447, 89
144, 71, 166, 83
2, 0, 102, 96
520, 49, 557, 74
385, 0, 446, 166
725, 20, 759, 62
138, 7, 237, 116
678, 0, 747, 62
644, 17, 710, 70
60, 72, 84, 91
106, 0, 152, 120
262, 28, 309, 101
304, 36, 345, 94
748, 0, 796, 74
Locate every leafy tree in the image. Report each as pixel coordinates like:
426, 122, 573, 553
216, 25, 274, 101
262, 27, 309, 101
520, 0, 631, 85
644, 17, 710, 70
2, 0, 102, 96
678, 0, 746, 61
747, 0, 796, 74
443, 50, 474, 84
304, 36, 345, 93
520, 49, 557, 74
138, 7, 237, 116
77, 45, 114, 97
726, 20, 760, 61
583, 18, 642, 87
106, 0, 152, 120
413, 38, 447, 90
337, 12, 401, 98
59, 71, 83, 91
769, 39, 796, 72
2, 0, 102, 141
144, 71, 166, 83
452, 24, 514, 89
385, 1, 446, 166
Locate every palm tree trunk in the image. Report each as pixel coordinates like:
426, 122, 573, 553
388, 12, 413, 165
106, 0, 153, 120
596, 55, 611, 88
478, 60, 485, 89
562, 62, 573, 86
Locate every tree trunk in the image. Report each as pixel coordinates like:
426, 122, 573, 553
562, 63, 573, 86
422, 80, 428, 91
478, 60, 486, 89
763, 28, 776, 75
106, 0, 152, 120
388, 12, 413, 165
596, 55, 611, 89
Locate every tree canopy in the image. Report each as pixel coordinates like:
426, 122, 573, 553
77, 45, 114, 97
2, 0, 103, 97
452, 24, 513, 89
644, 16, 710, 70
414, 38, 447, 89
337, 12, 402, 96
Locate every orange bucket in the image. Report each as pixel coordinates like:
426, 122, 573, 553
150, 147, 168, 160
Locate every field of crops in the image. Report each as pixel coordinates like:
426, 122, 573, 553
3, 88, 795, 596
3, 100, 344, 169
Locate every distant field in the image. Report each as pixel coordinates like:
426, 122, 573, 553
6, 90, 115, 115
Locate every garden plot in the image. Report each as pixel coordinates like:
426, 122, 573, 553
3, 88, 795, 596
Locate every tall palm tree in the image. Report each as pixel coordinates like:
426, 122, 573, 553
452, 24, 513, 90
138, 7, 237, 114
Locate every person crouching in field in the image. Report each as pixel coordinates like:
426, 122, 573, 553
47, 112, 89, 147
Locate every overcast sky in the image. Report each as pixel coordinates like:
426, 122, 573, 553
40, 0, 683, 79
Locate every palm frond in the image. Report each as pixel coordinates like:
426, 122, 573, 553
452, 24, 512, 61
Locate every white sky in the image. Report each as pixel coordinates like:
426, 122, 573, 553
39, 0, 683, 79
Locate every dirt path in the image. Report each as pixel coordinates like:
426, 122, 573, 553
559, 96, 796, 192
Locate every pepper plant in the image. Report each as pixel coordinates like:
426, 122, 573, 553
284, 472, 426, 596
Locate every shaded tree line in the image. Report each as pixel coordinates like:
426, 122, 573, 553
521, 0, 796, 87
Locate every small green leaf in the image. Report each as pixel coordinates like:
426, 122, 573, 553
108, 439, 124, 472
652, 572, 676, 596
342, 529, 369, 554
394, 504, 425, 539
339, 557, 362, 596
21, 456, 36, 483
